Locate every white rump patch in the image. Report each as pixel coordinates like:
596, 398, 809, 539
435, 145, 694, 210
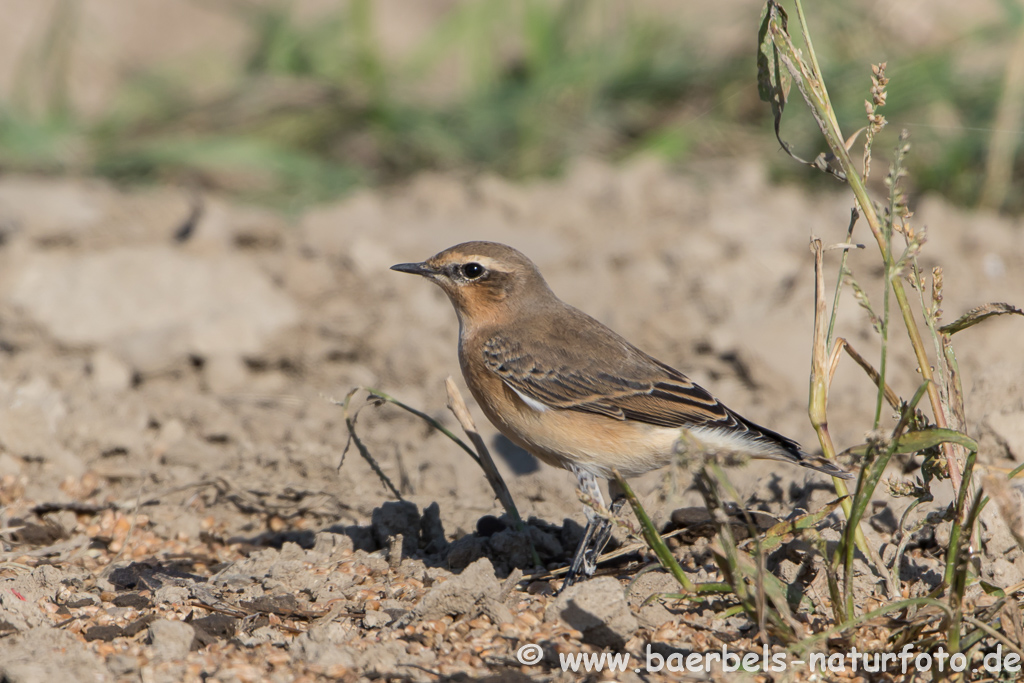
507, 383, 549, 413
682, 426, 784, 459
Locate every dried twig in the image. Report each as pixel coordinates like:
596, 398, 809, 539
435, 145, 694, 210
444, 377, 541, 568
443, 377, 513, 514
0, 534, 91, 562
339, 388, 403, 499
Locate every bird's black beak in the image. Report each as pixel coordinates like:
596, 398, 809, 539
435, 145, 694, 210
390, 261, 436, 277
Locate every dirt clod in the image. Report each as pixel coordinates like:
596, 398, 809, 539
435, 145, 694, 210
546, 576, 639, 648
148, 619, 197, 661
412, 557, 513, 625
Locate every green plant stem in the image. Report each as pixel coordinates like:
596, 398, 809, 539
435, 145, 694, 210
873, 201, 892, 429
841, 381, 930, 614
943, 448, 978, 588
810, 240, 869, 559
963, 616, 1024, 662
825, 211, 858, 348
945, 458, 986, 658
360, 388, 482, 465
790, 597, 954, 654
791, 0, 840, 136
948, 484, 987, 654
613, 471, 695, 592
700, 466, 799, 640
778, 0, 963, 493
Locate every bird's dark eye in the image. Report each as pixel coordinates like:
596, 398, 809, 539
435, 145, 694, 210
461, 262, 485, 279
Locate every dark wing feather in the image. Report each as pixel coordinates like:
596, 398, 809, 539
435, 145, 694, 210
482, 334, 733, 429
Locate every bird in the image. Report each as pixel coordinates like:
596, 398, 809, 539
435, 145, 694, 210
391, 241, 852, 587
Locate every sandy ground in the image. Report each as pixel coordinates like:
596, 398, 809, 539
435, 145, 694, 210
1, 158, 1023, 681
2, 1, 1024, 680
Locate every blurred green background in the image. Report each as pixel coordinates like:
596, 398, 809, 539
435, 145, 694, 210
1, 0, 1022, 213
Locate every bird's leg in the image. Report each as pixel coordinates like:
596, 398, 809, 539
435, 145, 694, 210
563, 467, 605, 588
589, 478, 626, 570
563, 468, 624, 589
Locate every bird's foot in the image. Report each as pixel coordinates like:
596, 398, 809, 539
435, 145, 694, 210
560, 495, 626, 591
562, 520, 604, 590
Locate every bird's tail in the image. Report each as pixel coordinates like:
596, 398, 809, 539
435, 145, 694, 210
788, 450, 854, 480
731, 413, 855, 480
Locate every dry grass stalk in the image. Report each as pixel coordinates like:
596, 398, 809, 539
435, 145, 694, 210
443, 377, 520, 529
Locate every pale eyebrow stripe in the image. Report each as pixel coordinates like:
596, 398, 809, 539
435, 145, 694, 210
463, 255, 501, 269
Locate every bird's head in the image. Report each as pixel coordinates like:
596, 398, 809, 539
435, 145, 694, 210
391, 241, 553, 329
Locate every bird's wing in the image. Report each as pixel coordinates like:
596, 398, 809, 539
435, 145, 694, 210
481, 333, 734, 429
482, 327, 853, 479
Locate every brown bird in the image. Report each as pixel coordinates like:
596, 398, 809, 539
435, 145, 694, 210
392, 241, 851, 587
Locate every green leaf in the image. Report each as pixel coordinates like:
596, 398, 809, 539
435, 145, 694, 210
756, 0, 841, 179
978, 580, 1005, 598
757, 2, 791, 146
939, 302, 1024, 335
741, 497, 847, 553
757, 1, 789, 106
764, 497, 847, 539
843, 428, 978, 457
895, 428, 977, 454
